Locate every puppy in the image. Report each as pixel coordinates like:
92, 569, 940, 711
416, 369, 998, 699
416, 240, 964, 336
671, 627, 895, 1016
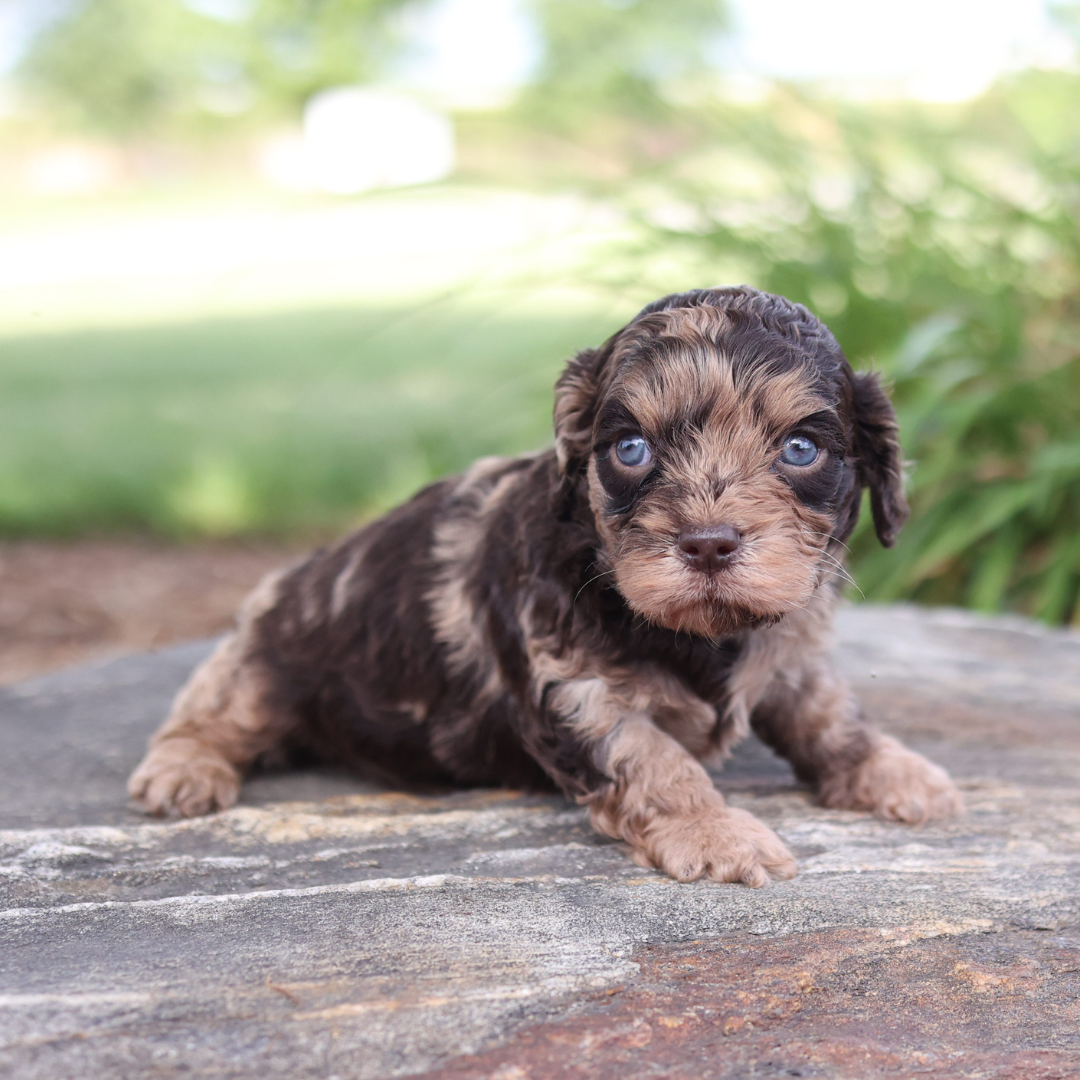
129, 287, 961, 886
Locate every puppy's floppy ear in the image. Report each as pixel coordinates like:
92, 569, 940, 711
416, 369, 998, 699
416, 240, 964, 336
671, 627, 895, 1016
851, 370, 909, 547
554, 346, 606, 475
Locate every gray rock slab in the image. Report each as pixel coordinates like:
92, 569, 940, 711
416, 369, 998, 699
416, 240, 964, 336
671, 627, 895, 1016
1, 604, 1078, 1078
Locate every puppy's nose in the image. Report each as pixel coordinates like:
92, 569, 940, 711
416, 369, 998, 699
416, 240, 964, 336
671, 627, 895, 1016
677, 524, 742, 572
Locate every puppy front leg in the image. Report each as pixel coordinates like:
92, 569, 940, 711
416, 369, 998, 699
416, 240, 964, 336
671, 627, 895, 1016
749, 662, 962, 823
538, 679, 796, 886
592, 716, 797, 885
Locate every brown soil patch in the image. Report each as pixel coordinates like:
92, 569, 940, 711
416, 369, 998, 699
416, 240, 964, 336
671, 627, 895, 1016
0, 540, 304, 685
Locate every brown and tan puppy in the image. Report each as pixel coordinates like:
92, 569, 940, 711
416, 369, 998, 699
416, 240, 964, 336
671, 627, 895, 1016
129, 287, 961, 886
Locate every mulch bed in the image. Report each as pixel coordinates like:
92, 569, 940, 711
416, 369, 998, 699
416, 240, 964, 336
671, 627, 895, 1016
0, 540, 303, 685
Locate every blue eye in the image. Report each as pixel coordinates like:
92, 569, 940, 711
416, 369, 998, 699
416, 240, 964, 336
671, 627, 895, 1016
615, 435, 652, 468
780, 435, 819, 467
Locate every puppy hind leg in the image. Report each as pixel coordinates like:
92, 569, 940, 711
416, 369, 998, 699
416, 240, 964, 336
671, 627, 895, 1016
128, 634, 295, 817
750, 662, 962, 824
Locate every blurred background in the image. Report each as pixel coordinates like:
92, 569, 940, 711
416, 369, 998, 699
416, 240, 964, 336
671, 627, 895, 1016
2, 0, 1080, 681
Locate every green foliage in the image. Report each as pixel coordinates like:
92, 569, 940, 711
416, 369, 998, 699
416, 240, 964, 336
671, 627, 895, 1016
15, 0, 420, 134
520, 0, 728, 125
17, 0, 220, 134
605, 75, 1080, 623
12, 0, 728, 136
240, 0, 417, 109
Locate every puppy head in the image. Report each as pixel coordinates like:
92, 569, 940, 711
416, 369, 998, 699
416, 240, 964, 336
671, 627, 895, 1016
554, 287, 907, 638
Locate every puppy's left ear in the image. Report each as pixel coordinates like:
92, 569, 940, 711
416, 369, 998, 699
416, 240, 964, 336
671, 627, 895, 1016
851, 370, 909, 547
554, 346, 605, 475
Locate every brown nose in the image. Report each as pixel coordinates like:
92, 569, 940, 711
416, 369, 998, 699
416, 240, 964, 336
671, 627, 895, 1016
677, 524, 742, 572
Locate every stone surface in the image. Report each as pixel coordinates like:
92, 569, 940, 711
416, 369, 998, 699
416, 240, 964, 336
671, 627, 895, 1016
1, 604, 1078, 1078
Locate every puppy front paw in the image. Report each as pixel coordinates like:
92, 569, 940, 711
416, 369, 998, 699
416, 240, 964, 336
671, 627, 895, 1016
128, 737, 239, 817
634, 805, 797, 887
819, 734, 962, 824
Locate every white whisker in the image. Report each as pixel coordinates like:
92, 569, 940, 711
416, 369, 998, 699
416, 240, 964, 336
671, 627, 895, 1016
808, 529, 853, 555
817, 550, 864, 599
573, 567, 618, 606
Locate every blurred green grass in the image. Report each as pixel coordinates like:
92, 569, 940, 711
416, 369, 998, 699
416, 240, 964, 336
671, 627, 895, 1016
0, 300, 619, 538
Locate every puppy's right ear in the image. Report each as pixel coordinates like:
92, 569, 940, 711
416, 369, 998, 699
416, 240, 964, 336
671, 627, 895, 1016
554, 346, 605, 475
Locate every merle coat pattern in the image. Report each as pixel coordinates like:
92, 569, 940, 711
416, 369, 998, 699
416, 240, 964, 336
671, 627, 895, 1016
130, 287, 961, 886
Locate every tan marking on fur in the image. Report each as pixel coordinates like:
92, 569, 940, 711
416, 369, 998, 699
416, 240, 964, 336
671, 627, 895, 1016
618, 354, 825, 455
590, 457, 831, 638
819, 734, 963, 823
666, 303, 730, 339
297, 580, 324, 629
554, 357, 599, 473
588, 333, 837, 637
129, 567, 299, 818
237, 564, 288, 623
129, 646, 284, 816
587, 715, 796, 886
329, 535, 376, 620
546, 676, 620, 740
428, 516, 487, 672
585, 458, 622, 560
397, 701, 428, 724
240, 562, 306, 640
527, 648, 589, 693
529, 648, 718, 757
426, 457, 524, 702
715, 586, 837, 758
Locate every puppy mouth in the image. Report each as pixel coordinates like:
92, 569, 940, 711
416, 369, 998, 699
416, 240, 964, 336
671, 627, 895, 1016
609, 529, 823, 638
677, 552, 740, 580
661, 546, 804, 633
676, 560, 756, 614
662, 580, 778, 636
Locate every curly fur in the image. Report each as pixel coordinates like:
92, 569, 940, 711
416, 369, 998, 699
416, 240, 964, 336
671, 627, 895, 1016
130, 286, 961, 885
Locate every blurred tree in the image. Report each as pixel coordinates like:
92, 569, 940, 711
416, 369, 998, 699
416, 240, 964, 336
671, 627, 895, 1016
12, 0, 730, 135
13, 0, 424, 135
240, 0, 419, 110
15, 0, 220, 134
520, 0, 728, 124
